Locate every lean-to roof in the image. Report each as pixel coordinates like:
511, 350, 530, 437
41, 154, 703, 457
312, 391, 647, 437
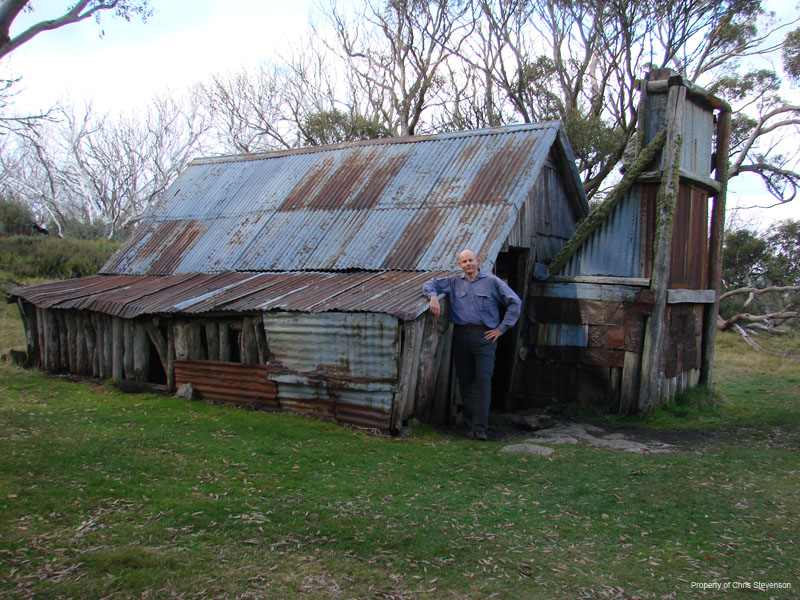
9, 271, 445, 320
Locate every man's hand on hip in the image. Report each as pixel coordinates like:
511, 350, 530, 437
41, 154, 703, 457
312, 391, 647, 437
484, 328, 502, 342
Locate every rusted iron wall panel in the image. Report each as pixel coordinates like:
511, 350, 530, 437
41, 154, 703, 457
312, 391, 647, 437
174, 360, 277, 407
669, 184, 709, 290
262, 310, 398, 429
263, 311, 399, 382
641, 87, 713, 182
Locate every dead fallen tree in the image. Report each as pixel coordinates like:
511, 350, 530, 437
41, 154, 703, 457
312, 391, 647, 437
718, 310, 800, 331
716, 285, 799, 358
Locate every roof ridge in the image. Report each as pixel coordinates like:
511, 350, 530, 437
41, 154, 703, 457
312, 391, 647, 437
190, 121, 563, 166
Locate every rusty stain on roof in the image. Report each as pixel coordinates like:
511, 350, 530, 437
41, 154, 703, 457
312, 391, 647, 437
98, 122, 580, 276
8, 271, 446, 321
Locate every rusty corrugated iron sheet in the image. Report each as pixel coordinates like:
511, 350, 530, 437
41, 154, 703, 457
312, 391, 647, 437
100, 122, 585, 276
8, 271, 445, 321
174, 360, 277, 407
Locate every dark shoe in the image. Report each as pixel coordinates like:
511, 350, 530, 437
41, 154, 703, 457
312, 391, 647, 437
474, 430, 487, 441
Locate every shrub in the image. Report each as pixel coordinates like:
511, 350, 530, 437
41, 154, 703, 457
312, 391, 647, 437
0, 236, 120, 281
0, 197, 43, 237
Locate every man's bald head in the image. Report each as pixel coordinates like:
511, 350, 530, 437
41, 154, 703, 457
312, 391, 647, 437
457, 249, 479, 280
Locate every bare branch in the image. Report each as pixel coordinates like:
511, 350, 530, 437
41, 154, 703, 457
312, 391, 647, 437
720, 285, 800, 301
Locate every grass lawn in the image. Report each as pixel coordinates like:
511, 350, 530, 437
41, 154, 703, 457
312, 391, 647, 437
0, 297, 798, 599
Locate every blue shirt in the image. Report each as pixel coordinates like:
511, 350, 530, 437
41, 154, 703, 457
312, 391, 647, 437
422, 270, 522, 333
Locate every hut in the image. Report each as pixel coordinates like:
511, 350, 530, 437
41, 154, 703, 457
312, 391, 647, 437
525, 70, 731, 413
8, 122, 589, 433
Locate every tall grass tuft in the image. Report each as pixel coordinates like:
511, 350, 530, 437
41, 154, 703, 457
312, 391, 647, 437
0, 235, 119, 282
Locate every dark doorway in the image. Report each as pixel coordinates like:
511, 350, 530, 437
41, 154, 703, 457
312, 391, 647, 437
491, 247, 529, 412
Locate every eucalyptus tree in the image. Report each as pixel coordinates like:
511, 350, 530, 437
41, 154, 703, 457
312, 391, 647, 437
445, 0, 800, 204
321, 0, 474, 136
0, 0, 153, 61
1, 95, 208, 238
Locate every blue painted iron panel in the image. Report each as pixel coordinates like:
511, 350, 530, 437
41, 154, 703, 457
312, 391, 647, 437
562, 190, 642, 278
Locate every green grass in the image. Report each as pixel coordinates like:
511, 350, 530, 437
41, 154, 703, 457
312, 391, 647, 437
0, 235, 118, 282
1, 300, 799, 598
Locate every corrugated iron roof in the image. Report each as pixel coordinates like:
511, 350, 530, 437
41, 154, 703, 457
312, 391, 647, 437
101, 122, 584, 276
8, 271, 444, 321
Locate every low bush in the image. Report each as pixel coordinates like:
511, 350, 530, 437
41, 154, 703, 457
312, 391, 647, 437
0, 235, 119, 281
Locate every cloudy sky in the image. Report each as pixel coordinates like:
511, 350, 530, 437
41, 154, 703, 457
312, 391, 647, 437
5, 0, 314, 113
3, 0, 799, 227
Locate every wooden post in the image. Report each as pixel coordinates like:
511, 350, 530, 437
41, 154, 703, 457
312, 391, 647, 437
700, 108, 731, 385
206, 322, 220, 361
16, 299, 39, 366
36, 307, 46, 369
240, 317, 258, 365
133, 320, 151, 381
112, 317, 124, 381
187, 322, 204, 360
638, 76, 686, 413
253, 318, 268, 364
167, 322, 175, 392
219, 322, 231, 362
85, 313, 98, 376
173, 321, 190, 360
123, 320, 135, 380
392, 318, 424, 432
102, 315, 113, 378
75, 313, 88, 375
45, 309, 61, 372
56, 311, 69, 372
66, 311, 78, 373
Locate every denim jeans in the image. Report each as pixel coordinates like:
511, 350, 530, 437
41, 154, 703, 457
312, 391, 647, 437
452, 324, 497, 433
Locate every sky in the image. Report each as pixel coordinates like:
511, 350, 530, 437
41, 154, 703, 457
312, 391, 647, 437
4, 0, 314, 113
3, 0, 799, 229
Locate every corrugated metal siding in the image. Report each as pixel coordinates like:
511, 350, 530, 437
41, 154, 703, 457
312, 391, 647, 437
640, 89, 713, 184
264, 311, 399, 421
682, 101, 713, 178
561, 189, 643, 277
264, 311, 398, 380
9, 271, 443, 320
100, 123, 582, 276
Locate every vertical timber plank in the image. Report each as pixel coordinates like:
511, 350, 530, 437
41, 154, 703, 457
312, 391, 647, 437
639, 77, 686, 413
123, 320, 135, 380
112, 317, 124, 381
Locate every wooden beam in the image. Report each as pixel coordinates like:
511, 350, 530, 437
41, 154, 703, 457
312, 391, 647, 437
700, 108, 731, 385
667, 289, 716, 304
638, 77, 687, 413
112, 317, 124, 381
76, 312, 89, 375
133, 320, 151, 382
547, 275, 650, 287
123, 320, 135, 380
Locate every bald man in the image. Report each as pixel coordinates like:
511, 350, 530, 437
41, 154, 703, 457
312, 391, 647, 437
422, 249, 521, 440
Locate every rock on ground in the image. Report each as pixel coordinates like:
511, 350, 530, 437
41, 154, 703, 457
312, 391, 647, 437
501, 422, 675, 455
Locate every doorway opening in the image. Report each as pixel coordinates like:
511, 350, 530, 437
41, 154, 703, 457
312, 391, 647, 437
491, 246, 529, 412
